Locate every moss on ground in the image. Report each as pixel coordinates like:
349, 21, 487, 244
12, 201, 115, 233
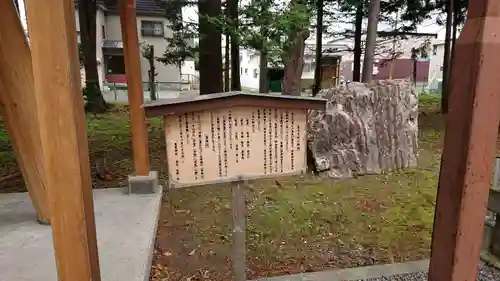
1, 96, 447, 280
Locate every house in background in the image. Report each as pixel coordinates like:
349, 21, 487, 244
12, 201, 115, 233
339, 34, 436, 91
238, 42, 344, 92
427, 40, 445, 93
75, 0, 182, 90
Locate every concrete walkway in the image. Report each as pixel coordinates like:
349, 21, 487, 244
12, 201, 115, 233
0, 188, 162, 281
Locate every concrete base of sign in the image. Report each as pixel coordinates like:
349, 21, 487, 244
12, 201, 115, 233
0, 187, 162, 281
126, 171, 159, 194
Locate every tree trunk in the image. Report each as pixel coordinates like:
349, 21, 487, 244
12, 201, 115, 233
259, 52, 269, 93
79, 0, 108, 113
312, 0, 324, 96
449, 0, 459, 83
282, 30, 310, 96
148, 45, 157, 100
228, 0, 241, 90
441, 0, 454, 114
352, 3, 363, 82
258, 0, 269, 94
198, 0, 223, 95
412, 59, 417, 86
361, 0, 381, 83
224, 35, 230, 91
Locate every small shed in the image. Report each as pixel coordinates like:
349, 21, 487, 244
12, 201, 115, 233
144, 91, 326, 188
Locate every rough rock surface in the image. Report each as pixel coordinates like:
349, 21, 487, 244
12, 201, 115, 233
307, 79, 418, 178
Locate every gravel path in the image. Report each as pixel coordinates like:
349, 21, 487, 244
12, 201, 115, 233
359, 263, 500, 281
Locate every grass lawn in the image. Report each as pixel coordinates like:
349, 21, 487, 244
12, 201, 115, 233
0, 93, 447, 280
150, 93, 446, 281
0, 105, 168, 192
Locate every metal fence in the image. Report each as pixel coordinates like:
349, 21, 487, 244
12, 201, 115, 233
102, 81, 199, 103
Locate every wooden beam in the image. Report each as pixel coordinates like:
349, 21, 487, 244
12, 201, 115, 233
119, 0, 150, 176
0, 0, 50, 223
428, 1, 500, 280
24, 0, 101, 280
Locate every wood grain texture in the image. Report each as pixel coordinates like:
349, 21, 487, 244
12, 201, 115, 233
25, 0, 101, 280
0, 0, 50, 223
163, 107, 308, 187
119, 0, 150, 176
428, 1, 500, 280
232, 179, 246, 281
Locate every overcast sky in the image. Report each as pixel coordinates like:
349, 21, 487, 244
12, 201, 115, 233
16, 0, 447, 42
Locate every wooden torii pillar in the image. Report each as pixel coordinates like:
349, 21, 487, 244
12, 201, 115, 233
119, 0, 150, 176
429, 1, 500, 280
0, 0, 50, 223
24, 0, 101, 280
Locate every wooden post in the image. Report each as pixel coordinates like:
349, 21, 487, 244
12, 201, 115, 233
25, 0, 101, 280
119, 0, 150, 176
232, 177, 247, 281
0, 0, 50, 223
428, 1, 500, 280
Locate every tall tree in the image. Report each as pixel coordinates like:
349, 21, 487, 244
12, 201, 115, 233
441, 0, 453, 114
199, 0, 223, 94
157, 0, 198, 75
281, 0, 313, 95
141, 43, 157, 100
223, 0, 230, 92
228, 0, 241, 90
224, 35, 230, 91
312, 0, 324, 96
79, 0, 108, 113
352, 3, 363, 82
258, 0, 270, 94
361, 0, 381, 83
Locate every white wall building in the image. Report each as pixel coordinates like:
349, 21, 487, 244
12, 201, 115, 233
74, 0, 183, 90
427, 40, 445, 92
238, 41, 345, 91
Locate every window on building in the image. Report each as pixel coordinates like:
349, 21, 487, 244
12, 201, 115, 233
433, 45, 438, 56
244, 68, 248, 75
106, 55, 126, 75
141, 21, 164, 37
102, 25, 106, 39
253, 69, 258, 78
240, 67, 243, 74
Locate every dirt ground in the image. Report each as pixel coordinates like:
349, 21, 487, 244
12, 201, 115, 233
0, 96, 472, 281
149, 102, 446, 281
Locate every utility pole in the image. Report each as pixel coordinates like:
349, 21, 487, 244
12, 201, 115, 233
362, 0, 381, 83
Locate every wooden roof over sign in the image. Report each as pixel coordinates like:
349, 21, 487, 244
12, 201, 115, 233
143, 91, 327, 117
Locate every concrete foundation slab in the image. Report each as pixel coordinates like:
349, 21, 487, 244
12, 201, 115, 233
127, 171, 159, 194
0, 187, 162, 281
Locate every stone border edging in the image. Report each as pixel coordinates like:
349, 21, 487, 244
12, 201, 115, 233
252, 260, 430, 281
